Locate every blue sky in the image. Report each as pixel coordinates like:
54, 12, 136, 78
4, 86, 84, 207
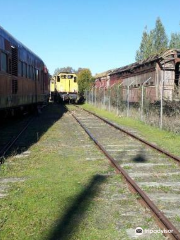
0, 0, 180, 75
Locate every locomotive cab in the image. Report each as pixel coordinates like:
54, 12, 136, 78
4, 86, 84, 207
54, 72, 78, 103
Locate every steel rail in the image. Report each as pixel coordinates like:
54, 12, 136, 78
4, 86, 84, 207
0, 117, 34, 163
70, 109, 180, 240
80, 107, 180, 163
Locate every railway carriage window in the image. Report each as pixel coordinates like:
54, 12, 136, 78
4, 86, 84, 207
23, 63, 27, 77
39, 70, 42, 82
74, 77, 77, 82
32, 67, 34, 79
30, 66, 33, 79
29, 66, 31, 79
1, 52, 7, 72
39, 70, 41, 81
18, 61, 21, 76
35, 69, 39, 81
8, 58, 12, 74
27, 65, 30, 78
33, 68, 35, 80
41, 70, 44, 91
29, 66, 31, 78
21, 62, 23, 76
57, 76, 60, 82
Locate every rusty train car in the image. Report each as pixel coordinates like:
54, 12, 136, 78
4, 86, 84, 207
0, 26, 49, 116
95, 49, 180, 103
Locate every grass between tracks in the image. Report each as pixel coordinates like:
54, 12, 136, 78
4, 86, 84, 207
80, 103, 180, 157
0, 104, 125, 240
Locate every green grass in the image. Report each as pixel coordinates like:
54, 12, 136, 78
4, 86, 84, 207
0, 104, 126, 240
0, 104, 167, 240
80, 103, 180, 156
176, 215, 180, 222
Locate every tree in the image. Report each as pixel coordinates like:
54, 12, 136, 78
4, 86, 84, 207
53, 66, 75, 76
53, 68, 61, 76
135, 27, 154, 61
153, 17, 168, 53
75, 67, 84, 74
169, 33, 180, 49
135, 17, 168, 62
77, 69, 94, 94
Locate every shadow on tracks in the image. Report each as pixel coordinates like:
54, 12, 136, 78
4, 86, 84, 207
4, 102, 67, 158
48, 174, 107, 240
132, 148, 148, 163
133, 154, 147, 163
116, 148, 148, 164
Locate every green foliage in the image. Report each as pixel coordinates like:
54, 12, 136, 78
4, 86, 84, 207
136, 17, 168, 61
154, 17, 168, 52
77, 69, 94, 94
136, 27, 155, 61
53, 66, 75, 76
169, 32, 180, 49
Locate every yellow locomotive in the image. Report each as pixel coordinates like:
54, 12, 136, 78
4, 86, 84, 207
50, 72, 78, 102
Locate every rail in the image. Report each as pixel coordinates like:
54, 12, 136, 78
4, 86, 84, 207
69, 107, 180, 240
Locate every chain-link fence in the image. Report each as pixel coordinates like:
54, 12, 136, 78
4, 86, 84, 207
85, 85, 180, 133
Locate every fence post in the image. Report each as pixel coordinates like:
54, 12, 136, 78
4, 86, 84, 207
127, 86, 129, 117
127, 80, 135, 117
95, 87, 96, 106
104, 88, 106, 108
141, 77, 151, 121
117, 82, 123, 115
160, 70, 165, 129
109, 88, 111, 112
92, 87, 94, 105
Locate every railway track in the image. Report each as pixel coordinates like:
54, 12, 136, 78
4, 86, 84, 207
0, 116, 34, 164
68, 106, 180, 240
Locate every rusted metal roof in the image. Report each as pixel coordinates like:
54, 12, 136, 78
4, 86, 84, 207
94, 69, 116, 78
